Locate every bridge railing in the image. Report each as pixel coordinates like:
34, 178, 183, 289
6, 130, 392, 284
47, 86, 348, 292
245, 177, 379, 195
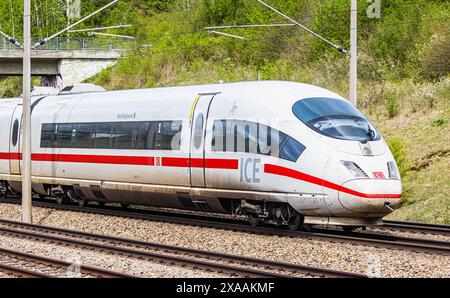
0, 37, 135, 51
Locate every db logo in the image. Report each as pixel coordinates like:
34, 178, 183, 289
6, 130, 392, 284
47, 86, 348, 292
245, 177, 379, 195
155, 157, 161, 166
373, 172, 385, 179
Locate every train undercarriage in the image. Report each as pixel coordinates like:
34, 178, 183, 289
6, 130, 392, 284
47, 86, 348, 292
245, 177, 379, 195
0, 179, 365, 232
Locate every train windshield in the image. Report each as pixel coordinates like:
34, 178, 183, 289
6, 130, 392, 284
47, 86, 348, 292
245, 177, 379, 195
292, 97, 380, 142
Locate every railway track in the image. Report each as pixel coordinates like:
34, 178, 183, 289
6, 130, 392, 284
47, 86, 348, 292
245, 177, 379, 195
0, 246, 133, 278
381, 220, 450, 235
1, 197, 449, 257
0, 218, 363, 278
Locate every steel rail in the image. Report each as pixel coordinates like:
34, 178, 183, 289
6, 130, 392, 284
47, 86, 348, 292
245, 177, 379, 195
0, 263, 52, 278
0, 246, 132, 278
0, 223, 299, 278
1, 197, 449, 256
382, 220, 450, 235
0, 218, 363, 278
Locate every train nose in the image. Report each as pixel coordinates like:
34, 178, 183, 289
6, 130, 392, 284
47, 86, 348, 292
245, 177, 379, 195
338, 179, 402, 214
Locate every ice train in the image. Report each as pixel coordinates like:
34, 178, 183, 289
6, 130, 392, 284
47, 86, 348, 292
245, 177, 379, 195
0, 81, 402, 230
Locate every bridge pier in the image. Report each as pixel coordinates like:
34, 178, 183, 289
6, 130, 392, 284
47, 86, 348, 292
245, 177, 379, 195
59, 59, 117, 86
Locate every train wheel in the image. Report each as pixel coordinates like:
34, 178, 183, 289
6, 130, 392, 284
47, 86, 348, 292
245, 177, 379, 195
287, 213, 303, 231
247, 215, 260, 227
56, 197, 66, 205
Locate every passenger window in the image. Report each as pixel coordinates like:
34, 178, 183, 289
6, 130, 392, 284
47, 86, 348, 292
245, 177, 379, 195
93, 123, 112, 148
280, 137, 306, 162
257, 124, 271, 155
57, 123, 77, 148
194, 115, 204, 149
12, 119, 19, 146
162, 121, 182, 150
211, 119, 306, 162
112, 122, 134, 149
135, 122, 150, 149
40, 123, 58, 148
39, 121, 181, 150
145, 122, 159, 149
77, 124, 93, 148
212, 120, 226, 152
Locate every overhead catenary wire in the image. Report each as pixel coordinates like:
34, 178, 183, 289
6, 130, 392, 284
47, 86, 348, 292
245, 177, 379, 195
68, 24, 132, 33
255, 0, 348, 54
206, 30, 247, 40
205, 24, 295, 30
31, 0, 119, 49
87, 32, 135, 39
0, 29, 22, 48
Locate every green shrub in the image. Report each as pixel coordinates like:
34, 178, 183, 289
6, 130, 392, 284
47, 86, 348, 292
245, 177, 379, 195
387, 137, 410, 178
421, 35, 450, 80
431, 118, 446, 127
384, 92, 400, 118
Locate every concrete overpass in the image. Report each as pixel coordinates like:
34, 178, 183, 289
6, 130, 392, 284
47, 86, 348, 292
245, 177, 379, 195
0, 37, 130, 86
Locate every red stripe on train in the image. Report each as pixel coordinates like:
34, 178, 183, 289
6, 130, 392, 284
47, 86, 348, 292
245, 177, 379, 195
32, 153, 156, 166
0, 152, 238, 169
161, 157, 238, 169
264, 164, 401, 199
0, 153, 21, 160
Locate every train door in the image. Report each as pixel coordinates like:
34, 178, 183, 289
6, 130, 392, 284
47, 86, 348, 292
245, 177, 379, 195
9, 104, 22, 174
189, 93, 218, 187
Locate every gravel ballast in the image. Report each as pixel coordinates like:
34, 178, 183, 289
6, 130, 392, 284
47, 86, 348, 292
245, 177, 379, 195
0, 202, 449, 278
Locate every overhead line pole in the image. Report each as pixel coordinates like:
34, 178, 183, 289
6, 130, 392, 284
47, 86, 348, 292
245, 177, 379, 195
22, 0, 32, 223
349, 0, 358, 106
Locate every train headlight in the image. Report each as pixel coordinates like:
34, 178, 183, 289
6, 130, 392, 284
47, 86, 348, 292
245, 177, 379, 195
387, 161, 399, 179
341, 161, 369, 178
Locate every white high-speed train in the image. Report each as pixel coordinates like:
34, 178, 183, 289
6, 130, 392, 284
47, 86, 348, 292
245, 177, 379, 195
0, 81, 402, 230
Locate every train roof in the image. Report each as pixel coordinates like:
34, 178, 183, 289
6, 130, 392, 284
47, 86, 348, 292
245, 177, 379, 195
1, 81, 347, 108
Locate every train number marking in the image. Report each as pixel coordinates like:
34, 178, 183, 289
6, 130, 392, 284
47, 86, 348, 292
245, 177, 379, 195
240, 158, 261, 183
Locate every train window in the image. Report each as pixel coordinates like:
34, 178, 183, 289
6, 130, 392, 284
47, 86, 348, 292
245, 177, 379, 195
77, 124, 93, 148
193, 114, 204, 149
145, 122, 159, 149
212, 119, 305, 162
279, 137, 306, 162
40, 123, 57, 148
257, 125, 271, 155
57, 124, 77, 148
135, 122, 150, 149
212, 120, 226, 152
233, 121, 257, 153
161, 121, 182, 150
293, 97, 380, 142
39, 121, 182, 150
93, 123, 112, 148
12, 119, 19, 146
112, 122, 134, 149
